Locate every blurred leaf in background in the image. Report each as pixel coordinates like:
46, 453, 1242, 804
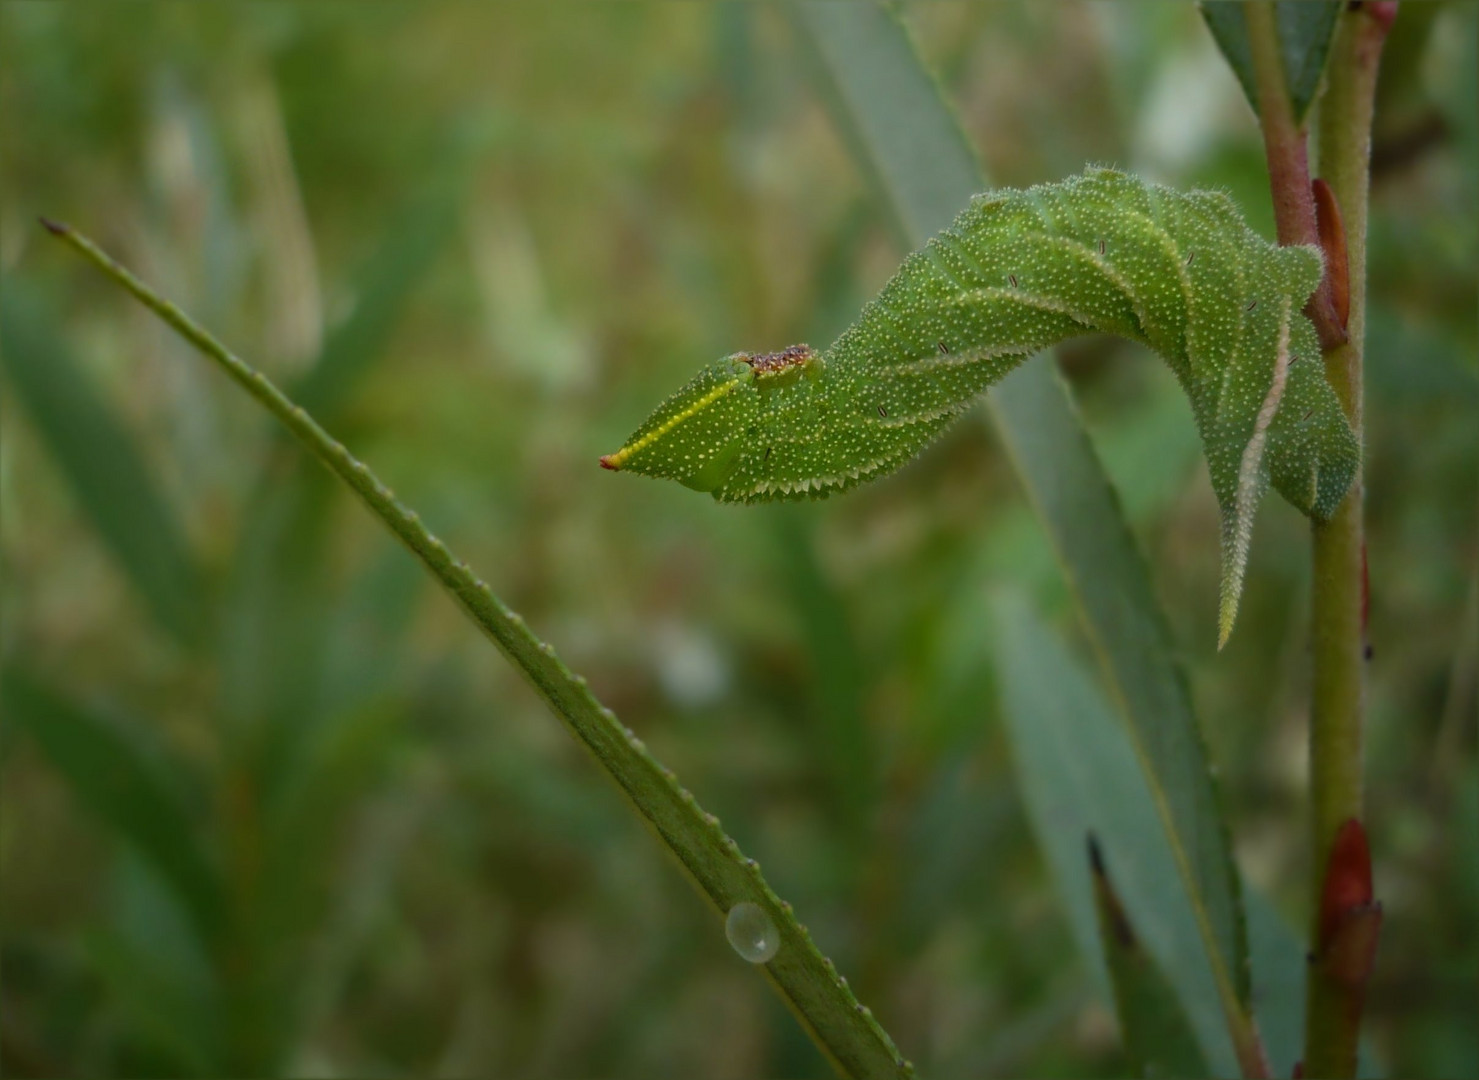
1, 3, 1473, 1077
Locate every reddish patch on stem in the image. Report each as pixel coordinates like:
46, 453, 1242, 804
1313, 178, 1351, 333
1319, 819, 1373, 951
1315, 818, 1382, 992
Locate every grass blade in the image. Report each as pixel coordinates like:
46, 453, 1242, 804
45, 221, 912, 1080
1090, 835, 1212, 1078
989, 592, 1237, 1074
2, 666, 224, 946
795, 4, 1259, 1071
0, 280, 205, 644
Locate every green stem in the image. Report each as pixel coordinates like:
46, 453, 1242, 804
44, 220, 911, 1080
1243, 1, 1347, 350
1305, 7, 1390, 1078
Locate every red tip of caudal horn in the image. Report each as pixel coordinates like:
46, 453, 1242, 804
598, 455, 620, 471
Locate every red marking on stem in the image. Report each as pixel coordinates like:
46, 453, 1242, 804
1358, 2, 1399, 33
1318, 819, 1372, 952
1315, 818, 1382, 999
1313, 179, 1351, 333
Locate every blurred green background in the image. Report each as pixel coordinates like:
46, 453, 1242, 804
1, 4, 1474, 1077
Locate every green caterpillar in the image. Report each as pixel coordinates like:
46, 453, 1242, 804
601, 167, 1358, 644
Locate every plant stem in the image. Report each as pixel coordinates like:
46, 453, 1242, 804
1243, 2, 1347, 350
1305, 6, 1391, 1077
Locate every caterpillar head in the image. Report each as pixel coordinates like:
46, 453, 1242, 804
600, 347, 820, 494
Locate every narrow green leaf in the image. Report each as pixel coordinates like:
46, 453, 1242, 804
795, 0, 1255, 1063
1090, 835, 1212, 1079
989, 592, 1237, 1075
0, 280, 205, 644
1201, 2, 1344, 123
992, 596, 1379, 1079
2, 666, 224, 945
47, 224, 912, 1080
87, 928, 220, 1074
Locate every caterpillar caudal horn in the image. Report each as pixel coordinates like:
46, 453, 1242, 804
601, 167, 1358, 646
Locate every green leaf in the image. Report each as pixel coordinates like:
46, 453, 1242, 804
792, 1, 1257, 1064
993, 596, 1381, 1079
1201, 2, 1344, 123
989, 592, 1239, 1075
45, 225, 912, 1079
0, 279, 205, 644
87, 927, 220, 1074
1090, 835, 1212, 1078
2, 666, 224, 946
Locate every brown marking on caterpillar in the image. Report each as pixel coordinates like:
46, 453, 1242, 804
1246, 299, 1258, 312
1186, 250, 1196, 266
1097, 238, 1106, 256
764, 446, 772, 462
877, 405, 888, 418
1008, 274, 1018, 288
1302, 408, 1314, 421
936, 341, 949, 355
744, 343, 815, 377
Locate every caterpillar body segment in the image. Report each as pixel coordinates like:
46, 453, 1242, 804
602, 168, 1358, 641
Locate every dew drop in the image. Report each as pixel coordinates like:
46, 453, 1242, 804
725, 902, 779, 964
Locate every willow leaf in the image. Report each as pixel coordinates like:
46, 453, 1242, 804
1091, 835, 1212, 1079
1201, 2, 1344, 124
46, 221, 910, 1080
0, 281, 205, 644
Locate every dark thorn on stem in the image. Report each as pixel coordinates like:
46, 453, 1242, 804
38, 216, 68, 236
1364, 643, 1374, 661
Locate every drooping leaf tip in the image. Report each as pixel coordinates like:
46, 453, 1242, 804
1217, 597, 1238, 651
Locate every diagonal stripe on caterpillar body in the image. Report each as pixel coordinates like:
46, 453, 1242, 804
602, 167, 1358, 644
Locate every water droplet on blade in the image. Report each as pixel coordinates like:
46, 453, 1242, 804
725, 902, 779, 963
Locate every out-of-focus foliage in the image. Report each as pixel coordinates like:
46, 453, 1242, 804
0, 4, 1473, 1077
